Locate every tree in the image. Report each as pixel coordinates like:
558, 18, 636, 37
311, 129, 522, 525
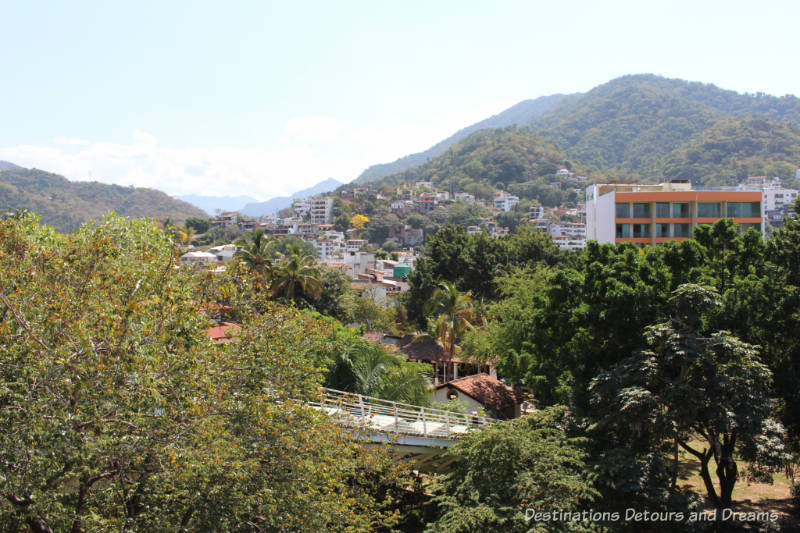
426, 282, 475, 359
234, 229, 274, 290
184, 216, 211, 234
0, 213, 404, 531
590, 285, 776, 512
323, 328, 431, 406
427, 406, 600, 532
270, 245, 323, 302
350, 213, 370, 230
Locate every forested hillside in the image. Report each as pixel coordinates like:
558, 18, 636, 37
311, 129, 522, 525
367, 127, 584, 207
358, 74, 800, 188
353, 94, 571, 184
529, 74, 800, 184
0, 167, 207, 232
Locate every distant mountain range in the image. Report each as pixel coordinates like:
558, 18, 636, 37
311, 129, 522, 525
238, 178, 343, 217
0, 164, 207, 233
175, 194, 259, 216
354, 74, 800, 188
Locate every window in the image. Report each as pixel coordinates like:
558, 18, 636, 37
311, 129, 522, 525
616, 224, 631, 238
656, 202, 670, 218
632, 224, 651, 238
673, 223, 691, 237
632, 203, 650, 218
727, 202, 761, 217
697, 202, 721, 217
655, 223, 670, 237
672, 203, 690, 218
616, 203, 630, 218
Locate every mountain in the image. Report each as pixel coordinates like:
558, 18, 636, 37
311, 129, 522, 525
526, 74, 800, 184
352, 94, 571, 184
366, 127, 581, 206
176, 194, 259, 216
0, 167, 208, 233
362, 74, 800, 189
0, 160, 21, 171
239, 177, 343, 217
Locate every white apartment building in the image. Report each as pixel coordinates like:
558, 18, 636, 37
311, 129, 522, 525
552, 235, 586, 250
493, 191, 519, 212
529, 205, 545, 220
310, 197, 334, 224
292, 200, 311, 217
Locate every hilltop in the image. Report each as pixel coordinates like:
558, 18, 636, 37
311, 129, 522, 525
355, 75, 800, 188
0, 166, 208, 232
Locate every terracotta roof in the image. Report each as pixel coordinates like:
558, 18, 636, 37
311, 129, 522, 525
436, 373, 518, 418
362, 332, 385, 344
207, 322, 241, 341
394, 335, 448, 362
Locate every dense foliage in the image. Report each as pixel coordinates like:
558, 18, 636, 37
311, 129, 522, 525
0, 213, 408, 531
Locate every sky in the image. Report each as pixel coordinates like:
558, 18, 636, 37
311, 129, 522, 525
1, 0, 799, 200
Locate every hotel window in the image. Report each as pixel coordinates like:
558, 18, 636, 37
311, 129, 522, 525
656, 202, 670, 218
632, 223, 651, 238
632, 203, 650, 218
655, 223, 670, 237
672, 203, 690, 218
697, 202, 721, 217
727, 202, 761, 217
616, 203, 630, 218
673, 223, 691, 237
616, 223, 631, 238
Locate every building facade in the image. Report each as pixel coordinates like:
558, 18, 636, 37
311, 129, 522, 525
310, 197, 334, 225
586, 181, 763, 245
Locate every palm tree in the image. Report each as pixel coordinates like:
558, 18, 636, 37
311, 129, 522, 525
426, 281, 475, 359
270, 245, 323, 302
235, 229, 274, 276
325, 342, 431, 405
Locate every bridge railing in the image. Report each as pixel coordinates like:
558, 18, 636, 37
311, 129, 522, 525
310, 388, 496, 440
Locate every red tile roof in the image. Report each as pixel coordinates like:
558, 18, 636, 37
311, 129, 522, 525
436, 373, 518, 418
207, 322, 241, 341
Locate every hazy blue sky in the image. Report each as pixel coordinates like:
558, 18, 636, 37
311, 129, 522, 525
2, 0, 798, 199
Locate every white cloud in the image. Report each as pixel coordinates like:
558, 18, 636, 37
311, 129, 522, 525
0, 100, 515, 200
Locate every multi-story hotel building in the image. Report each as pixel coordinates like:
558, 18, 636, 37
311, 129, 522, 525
586, 181, 763, 245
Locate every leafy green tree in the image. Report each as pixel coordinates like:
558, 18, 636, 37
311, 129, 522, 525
427, 406, 601, 532
590, 285, 776, 511
323, 328, 431, 405
0, 213, 403, 531
184, 216, 211, 234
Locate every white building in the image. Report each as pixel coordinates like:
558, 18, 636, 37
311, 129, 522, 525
493, 191, 519, 212
551, 235, 586, 250
529, 205, 545, 220
292, 199, 311, 217
344, 251, 375, 278
310, 197, 334, 225
207, 244, 237, 262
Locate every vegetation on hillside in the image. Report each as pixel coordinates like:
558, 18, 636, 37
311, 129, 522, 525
0, 167, 208, 233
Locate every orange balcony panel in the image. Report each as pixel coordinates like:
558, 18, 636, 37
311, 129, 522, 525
615, 218, 653, 224
615, 237, 652, 244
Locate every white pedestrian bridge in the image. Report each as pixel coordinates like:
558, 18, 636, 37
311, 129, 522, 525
310, 388, 497, 471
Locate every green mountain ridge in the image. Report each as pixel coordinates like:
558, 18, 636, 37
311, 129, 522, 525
352, 94, 570, 184
0, 167, 208, 232
359, 74, 800, 190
